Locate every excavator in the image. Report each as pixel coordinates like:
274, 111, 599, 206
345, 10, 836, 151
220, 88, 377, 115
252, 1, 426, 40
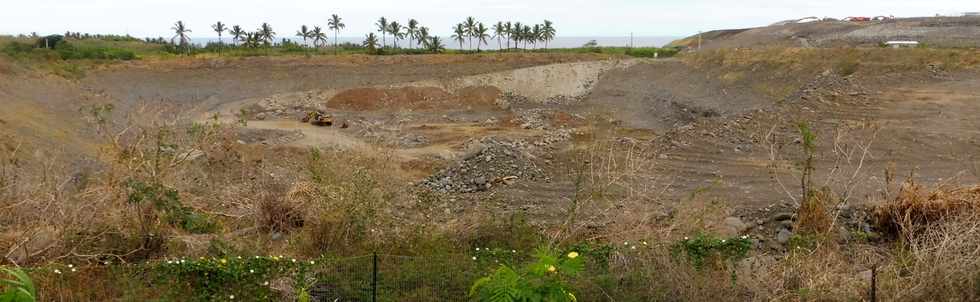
301, 110, 333, 126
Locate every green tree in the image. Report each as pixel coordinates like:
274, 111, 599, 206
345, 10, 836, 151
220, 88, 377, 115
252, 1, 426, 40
492, 21, 505, 50
542, 20, 556, 49
363, 33, 379, 54
328, 14, 346, 52
296, 25, 311, 47
406, 19, 419, 48
229, 25, 245, 45
376, 17, 389, 48
311, 26, 327, 48
475, 22, 490, 51
417, 26, 430, 46
464, 16, 477, 50
171, 20, 192, 54
512, 22, 524, 50
387, 21, 403, 48
451, 23, 466, 50
532, 24, 543, 49
504, 21, 514, 49
211, 21, 226, 45
258, 23, 275, 46
425, 36, 446, 53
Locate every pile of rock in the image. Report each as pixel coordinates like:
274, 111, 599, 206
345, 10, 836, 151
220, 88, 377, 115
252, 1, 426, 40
421, 138, 546, 193
784, 71, 869, 103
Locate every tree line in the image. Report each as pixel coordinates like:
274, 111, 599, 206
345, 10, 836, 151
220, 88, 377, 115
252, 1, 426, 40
168, 15, 556, 53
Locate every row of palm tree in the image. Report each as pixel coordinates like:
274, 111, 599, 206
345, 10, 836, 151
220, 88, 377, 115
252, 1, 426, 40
374, 17, 435, 49
170, 16, 555, 52
450, 18, 556, 51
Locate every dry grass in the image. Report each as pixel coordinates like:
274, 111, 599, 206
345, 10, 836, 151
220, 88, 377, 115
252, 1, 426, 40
874, 181, 980, 240
878, 213, 980, 301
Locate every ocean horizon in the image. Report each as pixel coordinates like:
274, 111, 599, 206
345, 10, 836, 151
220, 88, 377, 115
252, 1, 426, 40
189, 35, 681, 49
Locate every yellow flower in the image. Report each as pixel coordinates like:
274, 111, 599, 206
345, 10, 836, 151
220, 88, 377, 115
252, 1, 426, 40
220, 259, 227, 264
547, 265, 556, 273
567, 252, 579, 259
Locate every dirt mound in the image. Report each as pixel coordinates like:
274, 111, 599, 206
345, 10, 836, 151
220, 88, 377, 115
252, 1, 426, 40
420, 138, 546, 193
669, 16, 980, 49
327, 86, 501, 111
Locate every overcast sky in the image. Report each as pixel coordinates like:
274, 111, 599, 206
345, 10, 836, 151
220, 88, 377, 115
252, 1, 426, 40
1, 0, 976, 38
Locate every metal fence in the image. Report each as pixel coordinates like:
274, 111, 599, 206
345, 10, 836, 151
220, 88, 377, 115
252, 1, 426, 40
308, 253, 480, 302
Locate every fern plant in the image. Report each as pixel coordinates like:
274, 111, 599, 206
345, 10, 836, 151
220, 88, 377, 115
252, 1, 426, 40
470, 247, 583, 302
0, 267, 36, 302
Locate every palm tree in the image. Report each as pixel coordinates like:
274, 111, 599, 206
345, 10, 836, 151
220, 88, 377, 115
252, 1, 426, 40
212, 22, 227, 45
258, 23, 275, 46
296, 25, 311, 46
363, 33, 379, 54
463, 16, 478, 50
475, 23, 490, 51
230, 25, 245, 45
532, 24, 542, 49
328, 14, 345, 52
311, 26, 327, 48
387, 21, 403, 48
511, 22, 523, 50
376, 17, 388, 48
406, 19, 419, 48
492, 22, 504, 50
451, 24, 466, 50
425, 36, 446, 53
243, 32, 258, 48
542, 20, 556, 49
171, 21, 191, 46
417, 26, 430, 46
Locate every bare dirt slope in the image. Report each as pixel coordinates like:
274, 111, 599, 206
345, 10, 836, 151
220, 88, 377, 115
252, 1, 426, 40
669, 16, 980, 49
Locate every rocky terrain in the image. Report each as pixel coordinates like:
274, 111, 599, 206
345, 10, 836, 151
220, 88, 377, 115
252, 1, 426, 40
669, 16, 980, 49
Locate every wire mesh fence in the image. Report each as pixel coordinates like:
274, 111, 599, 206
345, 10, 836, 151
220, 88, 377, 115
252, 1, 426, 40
308, 253, 481, 302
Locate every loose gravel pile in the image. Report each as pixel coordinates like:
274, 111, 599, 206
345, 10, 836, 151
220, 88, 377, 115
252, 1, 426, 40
421, 138, 546, 193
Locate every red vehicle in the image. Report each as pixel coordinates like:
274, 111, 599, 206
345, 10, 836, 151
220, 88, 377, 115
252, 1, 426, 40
845, 16, 871, 22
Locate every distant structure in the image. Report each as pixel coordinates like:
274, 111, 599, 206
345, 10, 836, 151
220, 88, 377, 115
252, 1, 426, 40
884, 41, 919, 48
964, 12, 980, 17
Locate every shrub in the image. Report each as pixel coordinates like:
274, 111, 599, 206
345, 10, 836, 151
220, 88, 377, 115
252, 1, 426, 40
673, 233, 752, 269
55, 42, 136, 60
470, 247, 585, 302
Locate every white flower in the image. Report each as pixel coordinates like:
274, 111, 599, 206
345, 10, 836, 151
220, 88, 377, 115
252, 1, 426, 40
511, 250, 517, 253
472, 256, 477, 260
71, 268, 77, 272
684, 237, 689, 240
310, 260, 316, 265
642, 241, 648, 245
721, 239, 726, 243
630, 245, 637, 250
263, 281, 270, 286
54, 269, 62, 274
167, 260, 173, 264
624, 241, 629, 245
229, 295, 235, 299
67, 264, 74, 268
291, 258, 297, 263
249, 269, 255, 273
237, 256, 242, 259
475, 247, 480, 251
